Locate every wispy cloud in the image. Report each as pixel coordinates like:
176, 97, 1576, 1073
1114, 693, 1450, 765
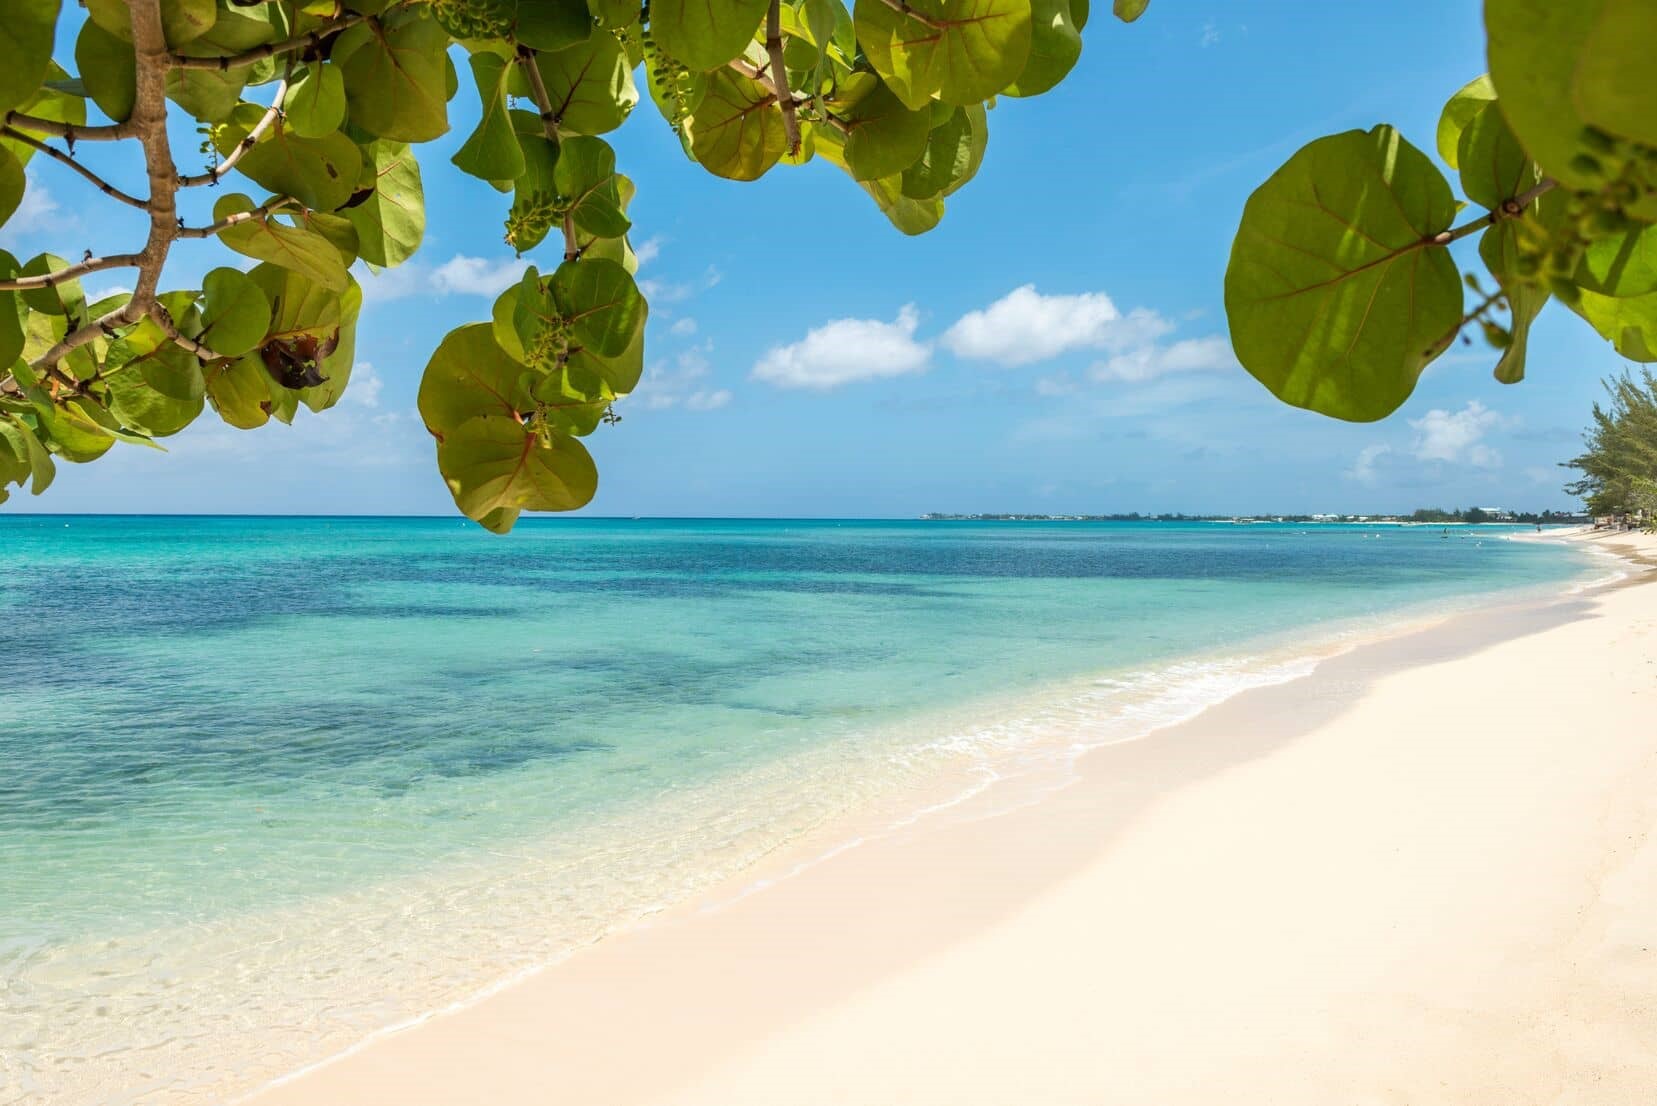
632, 345, 732, 411
752, 304, 931, 390
1409, 401, 1508, 467
1090, 335, 1237, 383
355, 255, 530, 301
1347, 443, 1392, 485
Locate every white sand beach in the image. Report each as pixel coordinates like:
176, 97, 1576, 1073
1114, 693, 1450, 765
249, 528, 1657, 1106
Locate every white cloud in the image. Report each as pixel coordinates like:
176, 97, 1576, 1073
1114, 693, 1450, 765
669, 317, 698, 337
430, 255, 530, 296
1090, 336, 1237, 383
1200, 20, 1221, 47
1347, 443, 1392, 485
941, 285, 1172, 366
0, 177, 74, 247
1409, 401, 1506, 467
345, 362, 383, 408
633, 236, 663, 267
752, 304, 931, 390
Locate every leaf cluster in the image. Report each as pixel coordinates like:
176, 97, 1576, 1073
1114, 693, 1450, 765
1225, 1, 1657, 423
0, 0, 1118, 529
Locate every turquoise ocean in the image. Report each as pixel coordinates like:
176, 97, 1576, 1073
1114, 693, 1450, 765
0, 517, 1598, 1104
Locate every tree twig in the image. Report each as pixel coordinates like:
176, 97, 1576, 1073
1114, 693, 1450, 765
876, 0, 942, 30
167, 11, 382, 70
1432, 178, 1559, 247
176, 195, 296, 238
0, 253, 143, 292
1424, 284, 1508, 361
0, 127, 148, 208
765, 0, 801, 156
147, 301, 224, 362
176, 78, 290, 188
516, 47, 580, 261
29, 303, 138, 375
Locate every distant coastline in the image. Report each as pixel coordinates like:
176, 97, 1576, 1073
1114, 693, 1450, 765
920, 510, 1591, 524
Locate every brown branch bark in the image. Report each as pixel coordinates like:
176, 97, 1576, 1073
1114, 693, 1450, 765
765, 1, 801, 156
0, 253, 143, 292
516, 47, 580, 261
176, 195, 295, 238
168, 13, 372, 70
1432, 178, 1559, 247
176, 78, 290, 188
1, 111, 136, 141
147, 301, 223, 362
0, 127, 149, 208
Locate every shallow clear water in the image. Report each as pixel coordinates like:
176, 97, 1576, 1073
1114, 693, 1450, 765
0, 517, 1592, 1104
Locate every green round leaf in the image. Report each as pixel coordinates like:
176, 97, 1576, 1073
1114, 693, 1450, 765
437, 414, 598, 517
1435, 74, 1494, 170
344, 141, 426, 268
1576, 223, 1657, 299
0, 412, 55, 494
200, 267, 274, 358
336, 10, 451, 142
87, 0, 214, 45
855, 0, 1033, 110
76, 19, 137, 123
19, 253, 86, 318
1455, 98, 1536, 212
1005, 0, 1081, 97
1574, 287, 1657, 362
216, 193, 350, 292
1479, 222, 1548, 384
104, 343, 205, 438
452, 52, 526, 183
1487, 0, 1657, 212
686, 69, 788, 181
514, 1, 594, 51
837, 77, 932, 182
225, 115, 363, 213
551, 257, 646, 357
0, 0, 62, 114
0, 145, 23, 228
419, 322, 531, 435
205, 355, 273, 429
286, 63, 347, 139
1224, 126, 1462, 422
649, 0, 770, 71
532, 33, 638, 137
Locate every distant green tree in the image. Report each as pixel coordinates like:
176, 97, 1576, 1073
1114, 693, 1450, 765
1565, 369, 1657, 516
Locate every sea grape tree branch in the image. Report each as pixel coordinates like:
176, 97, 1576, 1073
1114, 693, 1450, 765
1431, 177, 1559, 247
516, 46, 580, 261
0, 128, 149, 209
0, 253, 144, 292
0, 112, 136, 141
164, 4, 417, 71
176, 195, 297, 238
765, 0, 801, 156
177, 77, 290, 188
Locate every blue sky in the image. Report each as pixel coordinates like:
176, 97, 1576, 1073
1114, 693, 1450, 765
3, 1, 1626, 518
